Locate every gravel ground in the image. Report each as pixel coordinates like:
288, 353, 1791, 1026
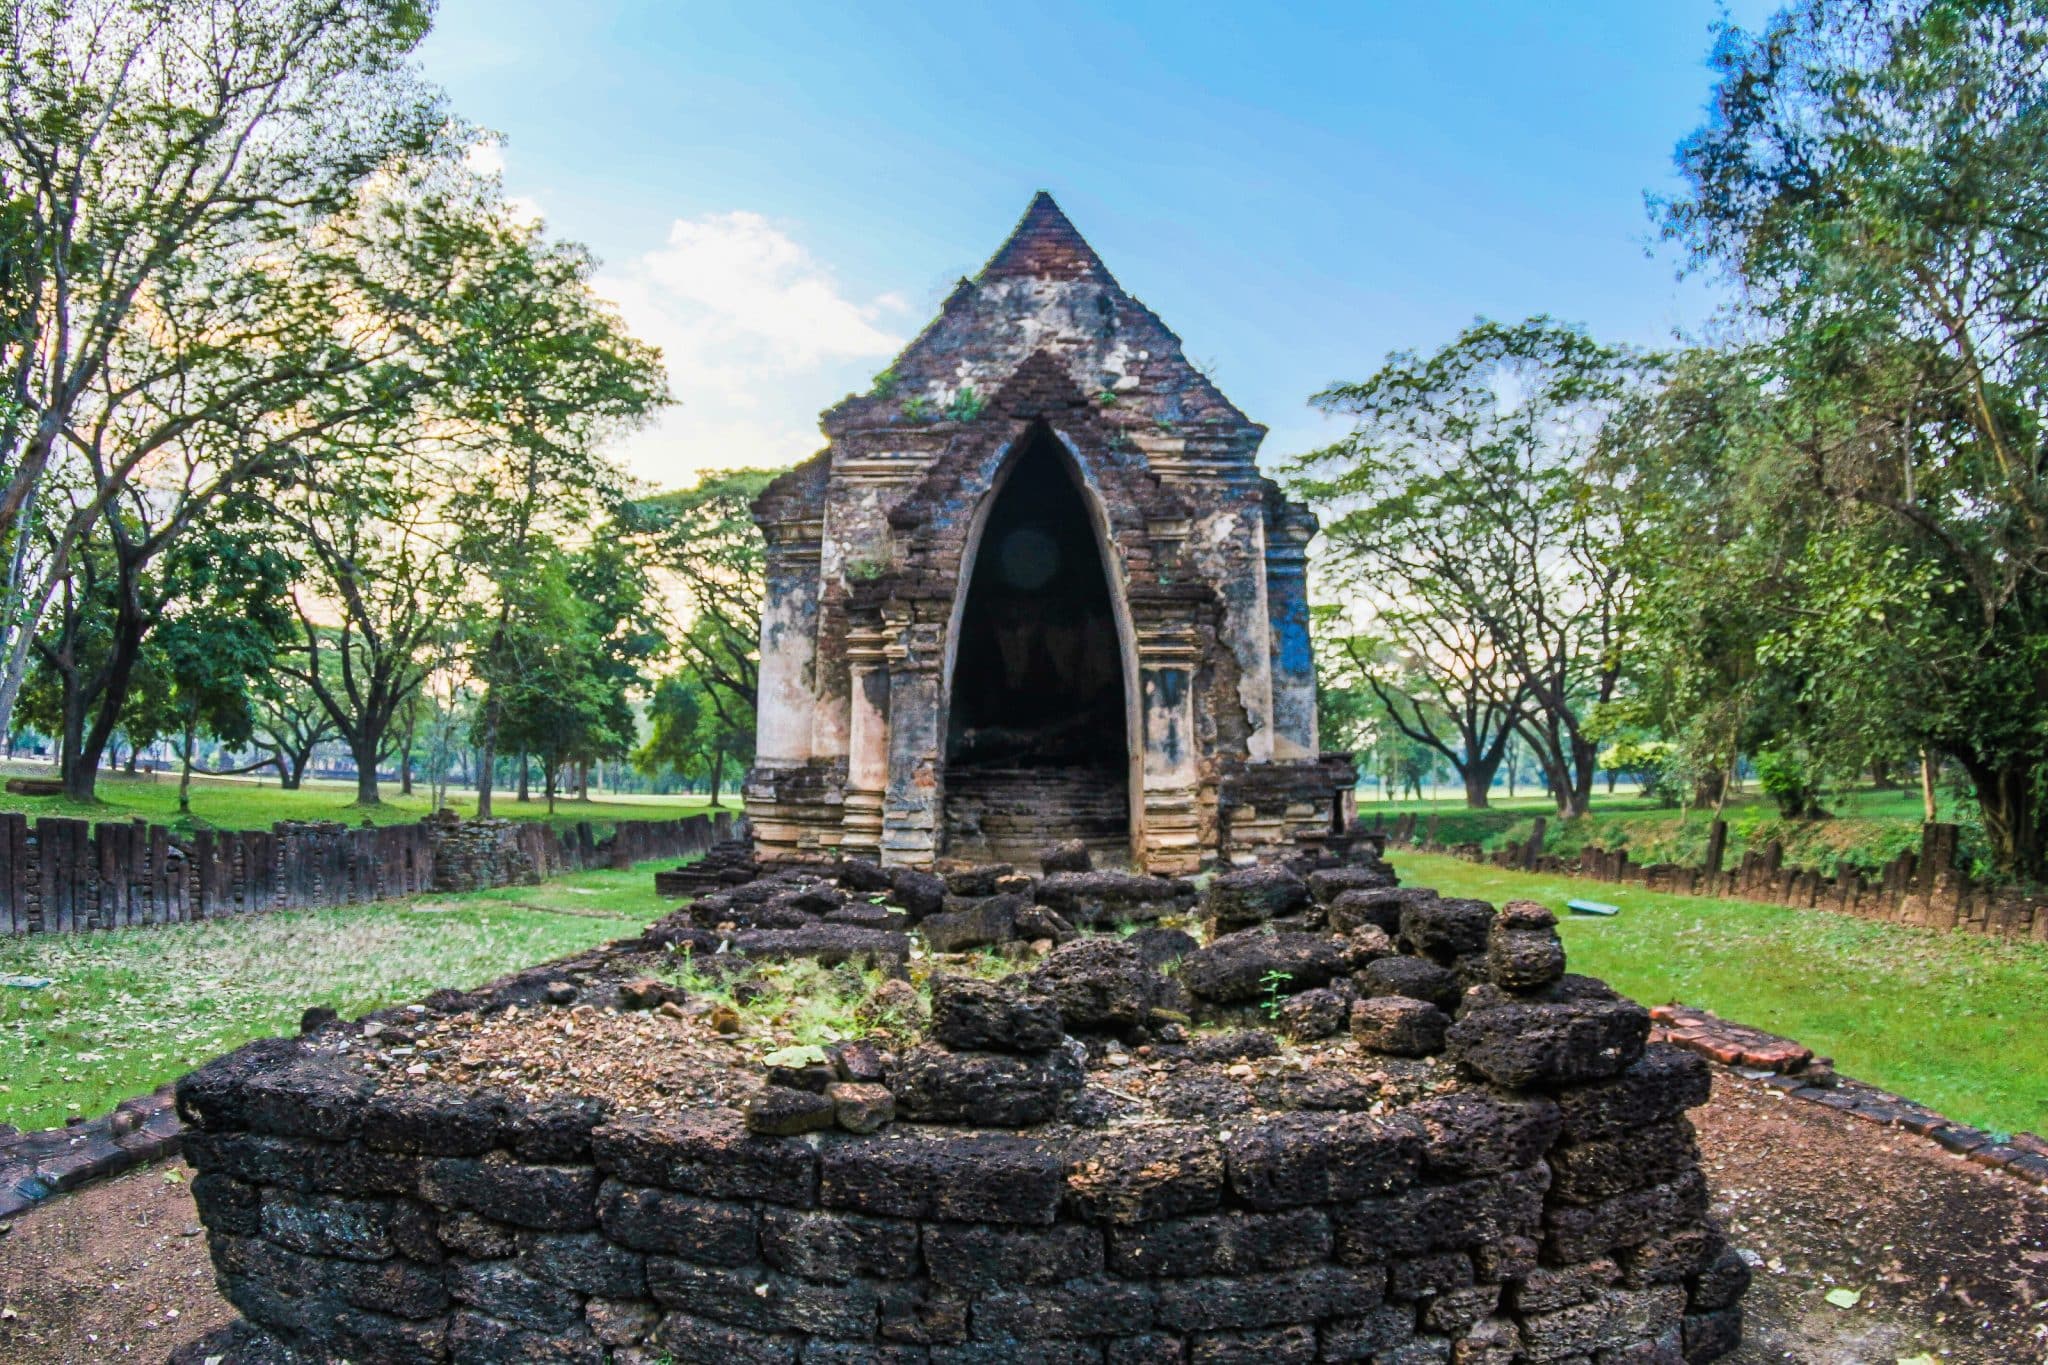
0, 1068, 2040, 1364
0, 1157, 230, 1362
1700, 1071, 2048, 1365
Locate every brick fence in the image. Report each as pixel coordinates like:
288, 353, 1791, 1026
0, 808, 737, 935
1378, 813, 2047, 942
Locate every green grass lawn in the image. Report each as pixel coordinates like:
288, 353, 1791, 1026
1391, 851, 2048, 1138
0, 859, 678, 1131
0, 759, 719, 831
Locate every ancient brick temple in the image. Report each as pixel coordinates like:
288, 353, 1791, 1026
746, 194, 1354, 873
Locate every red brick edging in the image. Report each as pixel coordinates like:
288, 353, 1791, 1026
0, 1086, 183, 1221
1649, 1004, 2048, 1189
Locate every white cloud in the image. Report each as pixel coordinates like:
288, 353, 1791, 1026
594, 211, 907, 484
464, 139, 507, 178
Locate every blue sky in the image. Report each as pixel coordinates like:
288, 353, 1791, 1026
419, 1, 1776, 489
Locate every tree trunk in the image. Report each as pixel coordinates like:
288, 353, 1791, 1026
545, 760, 557, 814
475, 688, 498, 818
0, 508, 56, 747
1919, 750, 1938, 822
1461, 767, 1492, 808
58, 556, 155, 804
62, 702, 99, 802
56, 663, 91, 802
709, 746, 724, 808
400, 723, 415, 796
516, 750, 530, 803
1563, 734, 1598, 819
348, 728, 383, 805
178, 719, 197, 813
1960, 751, 2046, 880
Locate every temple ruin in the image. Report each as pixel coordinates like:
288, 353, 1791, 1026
746, 193, 1354, 872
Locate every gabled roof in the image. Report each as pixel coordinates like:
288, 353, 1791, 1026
822, 192, 1260, 439
978, 191, 1117, 284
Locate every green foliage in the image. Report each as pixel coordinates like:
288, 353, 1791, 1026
1313, 611, 1444, 801
1646, 1, 2048, 873
944, 385, 987, 422
901, 395, 934, 421
868, 366, 900, 399
486, 539, 659, 810
632, 467, 776, 738
1753, 746, 1823, 820
1259, 969, 1293, 1019
843, 553, 889, 583
1593, 731, 1681, 807
635, 666, 753, 804
0, 1, 669, 806
662, 954, 907, 1048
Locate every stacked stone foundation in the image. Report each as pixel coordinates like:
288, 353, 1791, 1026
177, 1015, 1740, 1363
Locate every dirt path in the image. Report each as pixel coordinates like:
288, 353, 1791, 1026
0, 1071, 2041, 1364
1700, 1071, 2048, 1364
0, 1157, 229, 1362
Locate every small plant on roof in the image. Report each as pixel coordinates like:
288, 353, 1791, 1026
1259, 968, 1293, 1019
868, 365, 900, 399
945, 384, 986, 422
901, 394, 933, 421
1095, 388, 1119, 406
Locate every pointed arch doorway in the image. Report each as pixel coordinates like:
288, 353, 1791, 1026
940, 422, 1137, 866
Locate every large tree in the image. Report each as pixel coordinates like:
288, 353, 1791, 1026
0, 0, 441, 744
6, 129, 599, 800
1662, 0, 2048, 873
489, 535, 663, 812
20, 496, 292, 801
278, 448, 459, 805
1292, 318, 1656, 815
450, 240, 667, 817
251, 659, 339, 790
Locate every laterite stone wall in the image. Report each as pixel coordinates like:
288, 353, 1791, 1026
174, 973, 1744, 1362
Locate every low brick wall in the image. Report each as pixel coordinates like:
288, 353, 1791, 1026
0, 809, 736, 936
1381, 814, 2047, 941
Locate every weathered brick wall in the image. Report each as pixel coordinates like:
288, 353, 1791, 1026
0, 810, 735, 936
